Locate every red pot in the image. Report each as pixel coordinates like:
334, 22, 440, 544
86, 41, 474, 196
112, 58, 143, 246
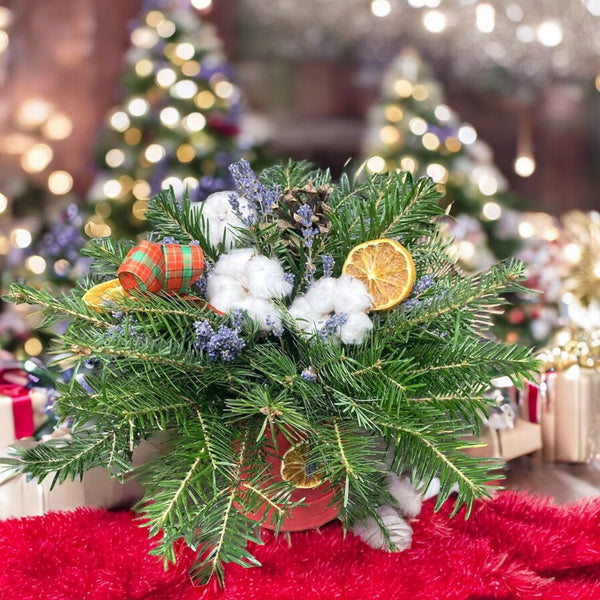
242, 430, 339, 532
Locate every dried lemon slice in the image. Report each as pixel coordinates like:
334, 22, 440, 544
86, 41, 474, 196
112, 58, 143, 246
82, 278, 129, 311
341, 238, 416, 311
280, 442, 323, 489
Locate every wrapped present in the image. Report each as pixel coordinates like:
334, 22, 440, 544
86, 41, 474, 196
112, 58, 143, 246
0, 367, 50, 447
540, 367, 600, 463
0, 429, 164, 519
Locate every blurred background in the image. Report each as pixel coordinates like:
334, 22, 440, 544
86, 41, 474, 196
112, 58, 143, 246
0, 0, 599, 358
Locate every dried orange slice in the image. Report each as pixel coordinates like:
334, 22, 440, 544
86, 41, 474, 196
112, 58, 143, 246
82, 278, 130, 312
280, 442, 323, 489
342, 238, 416, 311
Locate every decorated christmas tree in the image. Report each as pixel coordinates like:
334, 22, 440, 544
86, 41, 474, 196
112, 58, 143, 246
6, 160, 535, 584
88, 2, 265, 239
362, 49, 526, 274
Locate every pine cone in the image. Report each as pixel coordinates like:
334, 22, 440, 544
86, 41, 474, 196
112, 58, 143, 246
276, 181, 333, 239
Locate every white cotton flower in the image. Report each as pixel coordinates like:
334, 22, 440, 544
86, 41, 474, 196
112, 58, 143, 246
339, 312, 373, 345
334, 275, 373, 314
206, 248, 292, 334
304, 277, 337, 314
246, 254, 293, 299
289, 276, 373, 345
241, 297, 282, 332
194, 190, 255, 249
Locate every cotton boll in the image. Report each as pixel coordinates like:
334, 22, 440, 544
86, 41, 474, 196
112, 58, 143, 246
246, 254, 293, 299
289, 297, 322, 333
334, 275, 373, 314
384, 473, 422, 518
241, 297, 282, 332
206, 275, 247, 313
339, 312, 373, 345
213, 248, 256, 279
304, 277, 337, 314
351, 506, 413, 551
194, 191, 255, 249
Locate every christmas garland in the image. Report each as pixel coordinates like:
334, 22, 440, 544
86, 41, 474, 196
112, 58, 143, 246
5, 160, 536, 584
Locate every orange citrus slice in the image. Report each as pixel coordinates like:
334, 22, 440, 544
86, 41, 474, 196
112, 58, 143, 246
341, 238, 416, 311
82, 278, 130, 312
280, 442, 323, 489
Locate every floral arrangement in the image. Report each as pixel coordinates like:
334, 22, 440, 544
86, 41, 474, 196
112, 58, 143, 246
5, 160, 535, 584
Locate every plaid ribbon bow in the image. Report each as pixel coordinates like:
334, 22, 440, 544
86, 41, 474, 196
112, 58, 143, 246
117, 241, 205, 294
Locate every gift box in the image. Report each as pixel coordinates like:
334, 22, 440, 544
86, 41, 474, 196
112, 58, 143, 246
0, 367, 50, 447
540, 366, 600, 463
0, 429, 164, 519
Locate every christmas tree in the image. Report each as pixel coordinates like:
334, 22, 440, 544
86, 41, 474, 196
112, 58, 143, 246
88, 2, 265, 239
6, 160, 535, 584
362, 49, 526, 274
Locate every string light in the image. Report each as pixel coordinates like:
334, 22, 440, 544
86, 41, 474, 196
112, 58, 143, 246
514, 155, 536, 177
0, 193, 7, 213
48, 170, 73, 195
371, 0, 392, 18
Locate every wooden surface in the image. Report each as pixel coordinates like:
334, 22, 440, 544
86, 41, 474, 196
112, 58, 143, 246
501, 454, 600, 505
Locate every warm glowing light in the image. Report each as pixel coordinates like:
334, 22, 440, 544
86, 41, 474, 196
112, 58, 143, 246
145, 10, 164, 28
1, 133, 34, 155
85, 220, 112, 238
11, 228, 32, 248
171, 80, 198, 99
384, 105, 404, 122
422, 132, 440, 150
537, 20, 563, 47
582, 0, 600, 16
161, 177, 185, 196
477, 175, 499, 196
482, 201, 502, 221
476, 3, 495, 33
128, 98, 150, 117
182, 61, 201, 77
0, 193, 7, 213
103, 180, 122, 198
457, 240, 476, 261
379, 125, 400, 145
156, 19, 176, 38
399, 156, 418, 172
145, 144, 166, 163
132, 180, 151, 199
95, 202, 112, 219
24, 338, 43, 357
0, 236, 8, 255
175, 42, 195, 61
184, 112, 207, 132
195, 90, 215, 109
21, 143, 53, 173
26, 255, 47, 275
160, 106, 181, 127
16, 98, 53, 128
564, 243, 583, 263
183, 176, 199, 190
105, 148, 125, 168
109, 111, 130, 132
434, 105, 452, 121
177, 144, 196, 162
135, 59, 154, 77
412, 84, 429, 101
518, 221, 535, 238
408, 117, 427, 135
191, 0, 213, 8
514, 155, 536, 177
366, 155, 386, 174
132, 199, 149, 220
124, 128, 142, 145
422, 10, 447, 33
42, 113, 73, 140
130, 26, 158, 49
542, 226, 560, 242
426, 163, 448, 183
214, 80, 235, 99
458, 125, 477, 145
445, 137, 462, 152
156, 67, 177, 88
393, 79, 413, 98
0, 6, 12, 29
0, 31, 8, 54
48, 171, 73, 195
371, 0, 391, 17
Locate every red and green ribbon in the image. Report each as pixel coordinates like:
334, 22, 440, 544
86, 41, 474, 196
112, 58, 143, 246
117, 241, 205, 295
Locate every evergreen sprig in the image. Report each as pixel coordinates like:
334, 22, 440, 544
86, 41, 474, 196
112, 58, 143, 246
2, 160, 537, 585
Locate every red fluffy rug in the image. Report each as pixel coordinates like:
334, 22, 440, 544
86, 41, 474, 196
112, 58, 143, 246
2, 491, 600, 600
